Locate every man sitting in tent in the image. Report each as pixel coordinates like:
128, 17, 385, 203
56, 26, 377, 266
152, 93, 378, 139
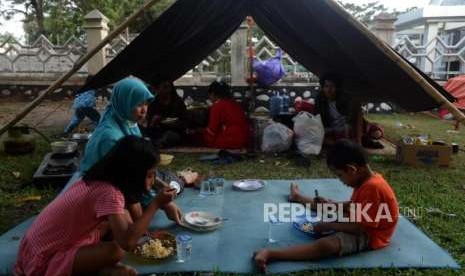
315, 73, 354, 145
143, 79, 187, 148
203, 80, 251, 149
315, 73, 384, 149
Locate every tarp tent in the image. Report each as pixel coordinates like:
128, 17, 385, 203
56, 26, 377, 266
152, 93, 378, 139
444, 75, 465, 110
83, 0, 455, 112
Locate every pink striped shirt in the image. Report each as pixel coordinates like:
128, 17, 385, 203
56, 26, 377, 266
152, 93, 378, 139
15, 179, 125, 275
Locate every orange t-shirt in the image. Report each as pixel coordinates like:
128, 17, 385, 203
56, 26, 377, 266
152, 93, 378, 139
350, 173, 399, 249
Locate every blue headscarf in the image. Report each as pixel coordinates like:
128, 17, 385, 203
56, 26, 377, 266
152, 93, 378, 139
79, 78, 154, 173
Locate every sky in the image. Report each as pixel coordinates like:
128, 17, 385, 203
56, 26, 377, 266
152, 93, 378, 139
0, 0, 432, 41
339, 0, 431, 10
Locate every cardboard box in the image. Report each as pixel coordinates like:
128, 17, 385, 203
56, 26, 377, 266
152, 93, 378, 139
396, 143, 452, 167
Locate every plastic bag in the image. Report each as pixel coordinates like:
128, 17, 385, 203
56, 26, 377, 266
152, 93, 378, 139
261, 122, 294, 153
253, 49, 286, 86
293, 112, 324, 156
294, 97, 315, 114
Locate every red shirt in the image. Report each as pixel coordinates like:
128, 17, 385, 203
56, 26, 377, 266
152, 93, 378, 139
351, 173, 399, 249
204, 99, 250, 149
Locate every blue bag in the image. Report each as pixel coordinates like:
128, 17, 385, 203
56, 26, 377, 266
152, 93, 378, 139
253, 49, 286, 86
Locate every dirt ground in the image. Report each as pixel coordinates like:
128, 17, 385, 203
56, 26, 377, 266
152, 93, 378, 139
0, 99, 109, 133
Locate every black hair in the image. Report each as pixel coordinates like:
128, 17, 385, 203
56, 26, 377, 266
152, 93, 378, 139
319, 72, 343, 88
326, 140, 368, 170
151, 77, 176, 96
83, 136, 160, 202
208, 80, 231, 99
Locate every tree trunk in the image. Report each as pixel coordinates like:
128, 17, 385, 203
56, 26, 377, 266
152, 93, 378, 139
30, 0, 46, 36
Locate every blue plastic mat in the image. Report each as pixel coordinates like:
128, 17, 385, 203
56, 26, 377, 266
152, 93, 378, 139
0, 179, 460, 275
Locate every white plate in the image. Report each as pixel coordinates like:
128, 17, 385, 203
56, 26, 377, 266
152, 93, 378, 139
232, 179, 265, 191
181, 220, 222, 232
183, 211, 222, 229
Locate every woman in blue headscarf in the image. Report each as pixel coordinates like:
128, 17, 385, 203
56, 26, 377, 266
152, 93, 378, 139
80, 77, 183, 224
80, 78, 153, 172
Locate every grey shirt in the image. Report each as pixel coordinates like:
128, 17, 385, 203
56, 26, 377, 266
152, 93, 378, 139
327, 101, 347, 132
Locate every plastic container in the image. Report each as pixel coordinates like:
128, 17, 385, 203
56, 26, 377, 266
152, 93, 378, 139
176, 234, 192, 262
199, 179, 214, 197
281, 91, 290, 113
269, 91, 283, 118
212, 177, 225, 195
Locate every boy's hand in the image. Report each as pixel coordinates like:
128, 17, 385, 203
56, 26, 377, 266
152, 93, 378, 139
313, 222, 332, 233
154, 188, 176, 206
314, 196, 330, 204
253, 249, 269, 273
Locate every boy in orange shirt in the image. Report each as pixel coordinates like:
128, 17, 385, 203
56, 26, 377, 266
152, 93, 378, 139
254, 140, 399, 272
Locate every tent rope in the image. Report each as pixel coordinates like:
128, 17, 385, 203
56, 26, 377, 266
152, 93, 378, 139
246, 16, 255, 114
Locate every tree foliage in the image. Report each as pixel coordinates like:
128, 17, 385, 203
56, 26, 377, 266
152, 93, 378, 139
337, 1, 388, 25
1, 0, 418, 44
1, 0, 174, 44
336, 1, 417, 25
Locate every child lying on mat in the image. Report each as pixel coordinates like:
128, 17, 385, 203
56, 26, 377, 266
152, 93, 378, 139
254, 140, 399, 272
15, 136, 177, 276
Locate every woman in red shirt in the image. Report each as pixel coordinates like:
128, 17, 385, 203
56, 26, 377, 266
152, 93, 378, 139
204, 81, 250, 149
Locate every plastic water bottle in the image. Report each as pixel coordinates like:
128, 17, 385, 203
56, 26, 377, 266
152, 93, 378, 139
277, 91, 284, 114
269, 91, 282, 118
282, 91, 290, 113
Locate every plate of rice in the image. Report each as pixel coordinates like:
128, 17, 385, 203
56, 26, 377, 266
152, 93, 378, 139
134, 231, 176, 261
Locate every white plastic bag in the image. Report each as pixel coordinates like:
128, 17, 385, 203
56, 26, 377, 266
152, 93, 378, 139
293, 112, 324, 155
261, 122, 294, 153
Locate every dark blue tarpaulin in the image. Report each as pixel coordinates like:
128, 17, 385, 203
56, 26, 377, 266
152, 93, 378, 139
84, 0, 454, 112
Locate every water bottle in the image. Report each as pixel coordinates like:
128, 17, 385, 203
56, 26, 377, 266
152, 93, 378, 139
269, 91, 282, 118
282, 91, 290, 113
277, 91, 284, 114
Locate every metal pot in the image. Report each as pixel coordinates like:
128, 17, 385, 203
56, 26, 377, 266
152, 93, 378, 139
71, 133, 91, 141
50, 141, 78, 154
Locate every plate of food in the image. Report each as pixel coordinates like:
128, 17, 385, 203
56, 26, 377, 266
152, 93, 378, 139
232, 179, 265, 191
134, 231, 176, 261
183, 211, 223, 231
292, 215, 334, 238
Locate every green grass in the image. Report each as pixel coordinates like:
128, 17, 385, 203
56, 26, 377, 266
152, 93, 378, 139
1, 113, 464, 275
0, 132, 61, 234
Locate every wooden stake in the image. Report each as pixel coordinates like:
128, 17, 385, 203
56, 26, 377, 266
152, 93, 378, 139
325, 0, 465, 125
0, 0, 166, 136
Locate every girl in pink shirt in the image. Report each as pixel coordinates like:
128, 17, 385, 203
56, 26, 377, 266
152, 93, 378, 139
15, 136, 177, 276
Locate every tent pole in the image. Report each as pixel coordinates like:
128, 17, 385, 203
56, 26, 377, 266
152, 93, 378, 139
0, 0, 165, 136
325, 0, 465, 126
